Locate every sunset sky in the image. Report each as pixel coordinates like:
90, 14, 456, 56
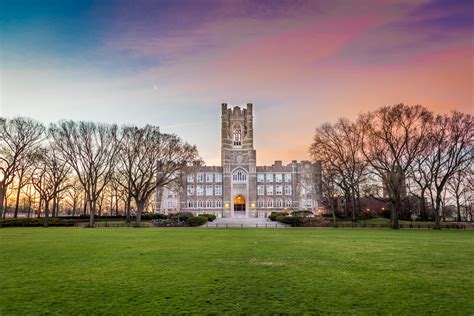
1, 0, 473, 166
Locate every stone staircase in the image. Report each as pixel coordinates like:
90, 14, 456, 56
203, 217, 289, 228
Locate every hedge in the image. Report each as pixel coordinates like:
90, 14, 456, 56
1, 218, 76, 227
187, 216, 208, 227
276, 215, 302, 226
268, 212, 289, 221
199, 214, 216, 222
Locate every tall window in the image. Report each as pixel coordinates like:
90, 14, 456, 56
215, 185, 222, 195
286, 199, 292, 207
215, 173, 222, 183
266, 185, 273, 195
233, 127, 241, 146
187, 174, 195, 182
187, 200, 194, 208
187, 185, 194, 195
276, 199, 283, 208
206, 200, 213, 208
275, 174, 283, 183
275, 185, 283, 195
232, 168, 247, 182
257, 173, 265, 182
284, 185, 292, 195
196, 185, 203, 196
197, 173, 204, 183
257, 185, 265, 196
216, 199, 222, 208
257, 200, 264, 208
266, 173, 273, 182
197, 200, 204, 208
267, 199, 274, 208
205, 173, 213, 182
284, 173, 291, 182
206, 185, 213, 196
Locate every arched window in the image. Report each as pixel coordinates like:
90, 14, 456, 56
257, 200, 264, 208
197, 200, 204, 208
187, 200, 194, 208
232, 168, 247, 182
216, 199, 222, 208
267, 199, 274, 208
276, 199, 283, 208
286, 199, 292, 207
233, 127, 241, 146
206, 200, 213, 208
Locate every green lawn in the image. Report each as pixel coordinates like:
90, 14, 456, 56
1, 228, 473, 315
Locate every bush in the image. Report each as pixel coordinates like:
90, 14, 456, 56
187, 216, 208, 227
169, 212, 194, 222
1, 218, 76, 227
276, 215, 302, 226
268, 212, 289, 221
291, 210, 313, 217
140, 212, 168, 220
199, 213, 216, 222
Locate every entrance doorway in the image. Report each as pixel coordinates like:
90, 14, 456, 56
234, 195, 246, 217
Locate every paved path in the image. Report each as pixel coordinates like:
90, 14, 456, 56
203, 217, 289, 228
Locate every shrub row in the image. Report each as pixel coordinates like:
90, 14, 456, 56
268, 212, 289, 221
275, 215, 302, 226
187, 216, 208, 227
1, 218, 76, 227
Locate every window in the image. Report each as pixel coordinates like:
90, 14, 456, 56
187, 200, 194, 208
215, 173, 222, 183
267, 199, 274, 208
206, 185, 213, 196
197, 173, 204, 183
206, 200, 213, 208
187, 174, 195, 182
276, 199, 283, 208
284, 173, 291, 182
266, 173, 273, 182
232, 168, 247, 182
257, 185, 265, 196
206, 173, 213, 182
167, 200, 174, 208
216, 199, 222, 208
257, 200, 264, 208
266, 185, 273, 195
187, 185, 194, 195
275, 174, 282, 183
197, 200, 204, 208
196, 185, 203, 196
215, 185, 222, 195
233, 127, 241, 146
275, 185, 283, 195
257, 173, 265, 183
286, 199, 292, 207
284, 185, 292, 195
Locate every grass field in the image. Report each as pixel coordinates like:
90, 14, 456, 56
1, 228, 473, 315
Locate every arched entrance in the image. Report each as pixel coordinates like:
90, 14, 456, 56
234, 195, 246, 217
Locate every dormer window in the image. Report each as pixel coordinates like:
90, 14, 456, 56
233, 128, 241, 146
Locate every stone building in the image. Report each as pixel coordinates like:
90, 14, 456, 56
156, 103, 321, 218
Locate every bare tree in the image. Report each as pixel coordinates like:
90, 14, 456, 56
31, 147, 70, 227
0, 117, 44, 225
426, 112, 473, 229
359, 104, 433, 229
64, 177, 83, 216
117, 126, 199, 226
50, 121, 119, 227
310, 118, 367, 221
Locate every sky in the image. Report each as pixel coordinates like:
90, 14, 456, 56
1, 0, 473, 166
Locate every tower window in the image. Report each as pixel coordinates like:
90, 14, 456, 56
232, 168, 247, 182
233, 128, 241, 146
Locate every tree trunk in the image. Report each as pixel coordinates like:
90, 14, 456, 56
136, 200, 145, 227
44, 199, 50, 228
126, 196, 131, 222
434, 194, 442, 230
351, 193, 356, 222
14, 184, 22, 218
390, 199, 400, 229
88, 198, 96, 227
456, 195, 461, 222
0, 185, 5, 227
27, 200, 32, 218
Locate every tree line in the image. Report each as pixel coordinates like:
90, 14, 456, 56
310, 104, 473, 229
0, 118, 200, 227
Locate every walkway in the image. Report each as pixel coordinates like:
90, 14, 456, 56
204, 217, 289, 228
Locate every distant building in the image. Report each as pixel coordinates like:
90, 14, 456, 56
156, 103, 322, 218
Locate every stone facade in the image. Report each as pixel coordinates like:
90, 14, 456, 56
156, 103, 322, 218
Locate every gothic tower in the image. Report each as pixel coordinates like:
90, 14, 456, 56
221, 103, 257, 217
